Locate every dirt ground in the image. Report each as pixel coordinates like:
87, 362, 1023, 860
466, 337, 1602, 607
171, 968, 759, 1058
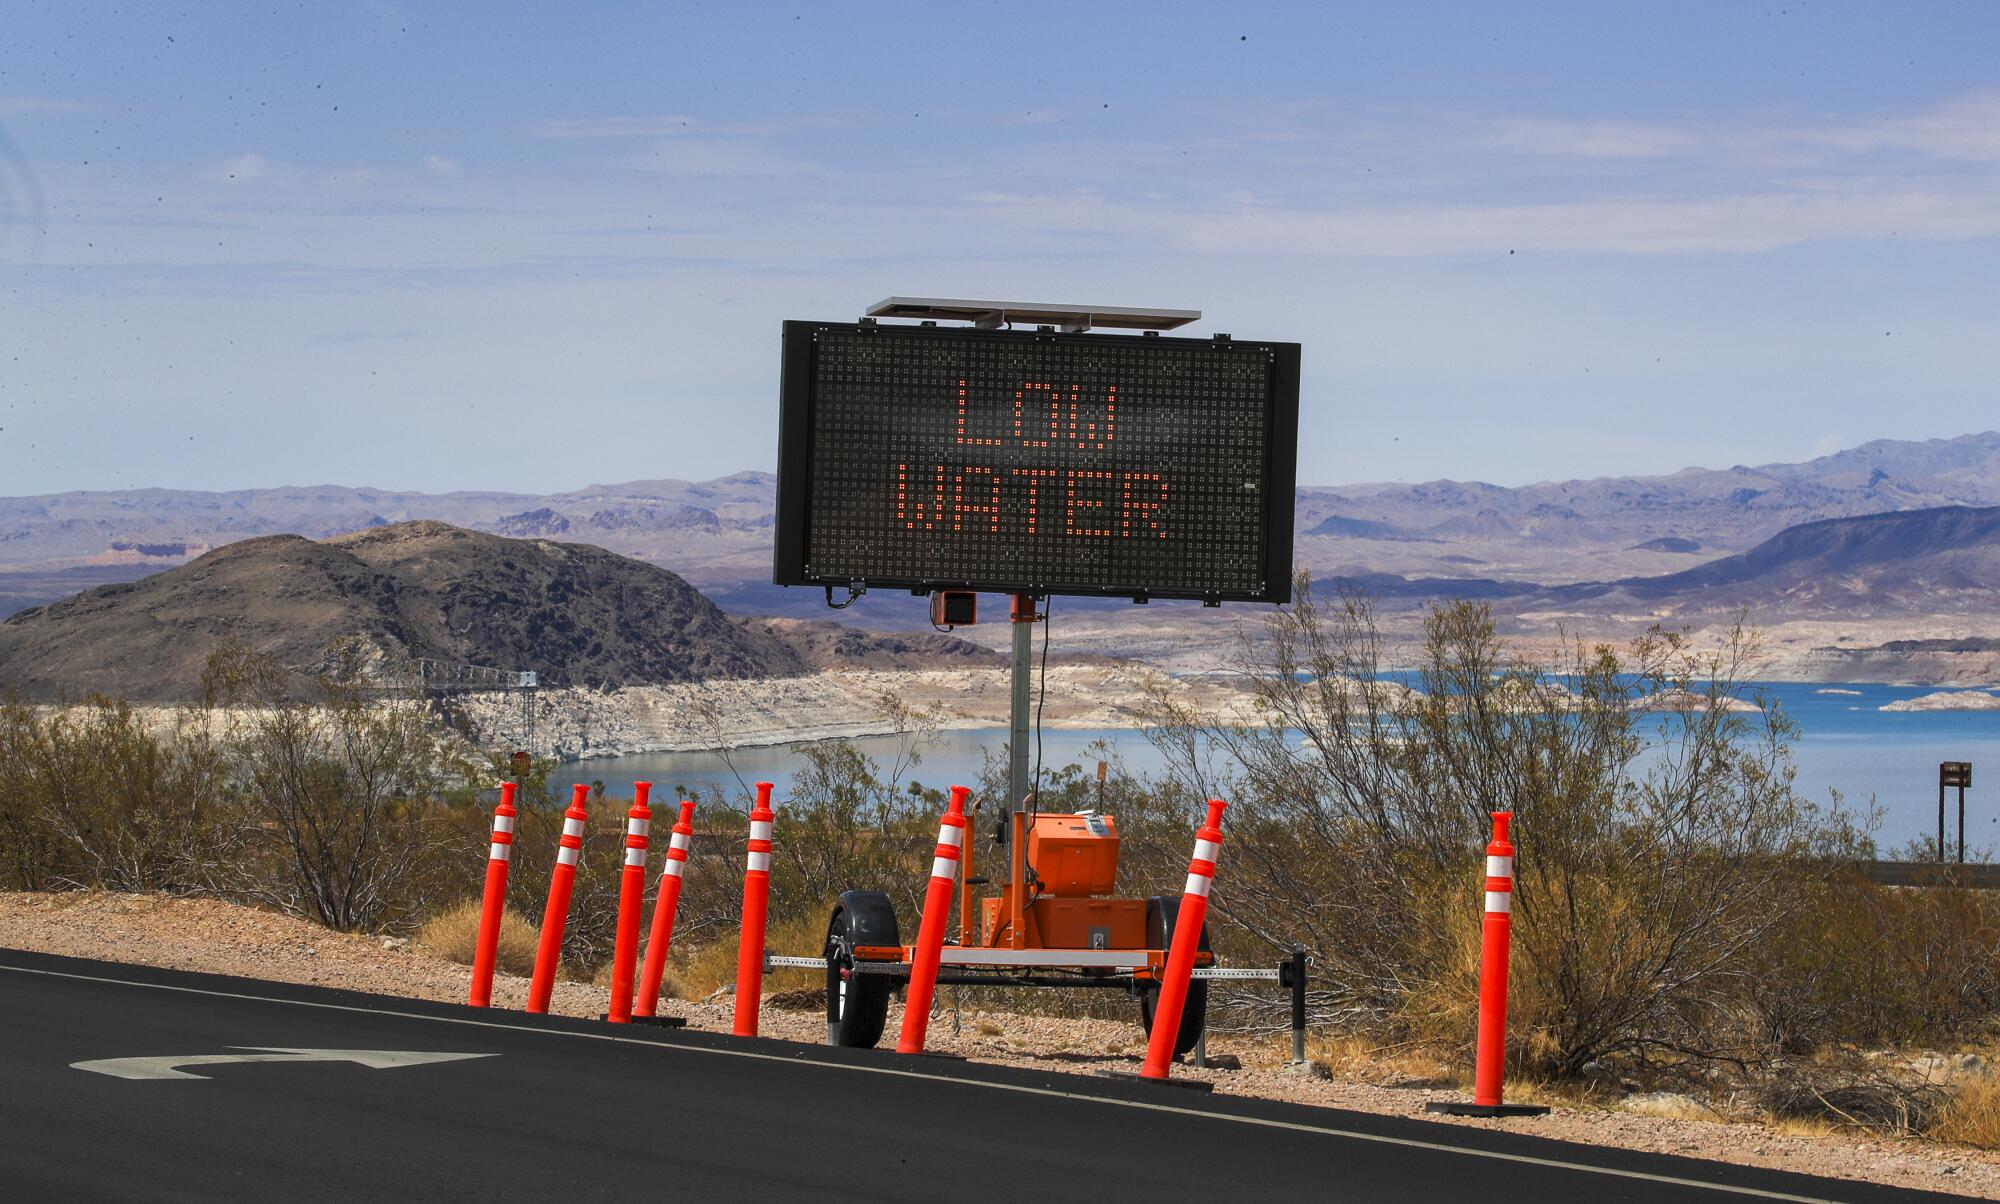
4, 890, 1998, 1199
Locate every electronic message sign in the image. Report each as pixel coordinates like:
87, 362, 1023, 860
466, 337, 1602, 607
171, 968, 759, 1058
774, 321, 1299, 603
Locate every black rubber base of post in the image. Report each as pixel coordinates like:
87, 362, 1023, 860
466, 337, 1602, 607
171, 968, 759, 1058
1097, 1070, 1216, 1093
1425, 1101, 1550, 1117
624, 1015, 688, 1028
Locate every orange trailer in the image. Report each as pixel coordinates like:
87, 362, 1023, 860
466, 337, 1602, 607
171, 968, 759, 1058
820, 600, 1214, 1052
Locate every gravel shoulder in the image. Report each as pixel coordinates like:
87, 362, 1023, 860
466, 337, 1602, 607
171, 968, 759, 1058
4, 890, 1997, 1198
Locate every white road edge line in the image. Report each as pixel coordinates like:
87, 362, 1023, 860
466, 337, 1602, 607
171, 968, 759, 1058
4, 961, 1848, 1204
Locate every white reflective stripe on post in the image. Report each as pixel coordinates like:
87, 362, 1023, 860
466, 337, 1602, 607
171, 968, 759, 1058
938, 825, 964, 848
661, 859, 684, 879
1486, 855, 1514, 879
930, 855, 958, 880
562, 817, 586, 839
747, 851, 770, 872
489, 843, 511, 862
1184, 873, 1212, 898
1484, 890, 1511, 914
669, 832, 691, 853
492, 815, 514, 835
624, 847, 645, 867
558, 845, 580, 867
750, 820, 773, 842
630, 818, 650, 839
1193, 839, 1220, 863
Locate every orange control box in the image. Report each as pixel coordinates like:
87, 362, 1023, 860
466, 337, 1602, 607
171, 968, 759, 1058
1027, 813, 1120, 897
978, 895, 1147, 950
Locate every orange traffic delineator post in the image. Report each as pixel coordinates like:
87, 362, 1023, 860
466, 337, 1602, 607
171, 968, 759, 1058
526, 783, 590, 1014
635, 799, 697, 1023
896, 785, 970, 1054
732, 782, 776, 1037
467, 782, 518, 1008
1428, 811, 1549, 1118
1140, 798, 1228, 1082
604, 783, 653, 1024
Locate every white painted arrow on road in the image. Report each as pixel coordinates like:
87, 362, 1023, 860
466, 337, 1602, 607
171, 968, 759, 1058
72, 1047, 495, 1081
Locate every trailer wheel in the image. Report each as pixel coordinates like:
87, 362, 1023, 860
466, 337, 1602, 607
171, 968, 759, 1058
1139, 895, 1210, 1058
825, 892, 897, 1049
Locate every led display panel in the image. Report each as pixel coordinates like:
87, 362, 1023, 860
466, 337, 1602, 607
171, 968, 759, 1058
774, 321, 1300, 603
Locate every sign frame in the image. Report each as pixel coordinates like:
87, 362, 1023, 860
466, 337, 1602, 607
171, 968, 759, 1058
772, 320, 1301, 605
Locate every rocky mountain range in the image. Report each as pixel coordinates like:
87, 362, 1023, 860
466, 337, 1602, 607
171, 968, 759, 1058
3, 432, 1999, 632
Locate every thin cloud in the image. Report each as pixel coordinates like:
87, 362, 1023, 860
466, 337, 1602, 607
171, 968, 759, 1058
624, 139, 809, 177
0, 95, 95, 116
1813, 89, 2000, 162
1485, 90, 2000, 164
1490, 117, 1701, 158
965, 187, 2000, 257
529, 114, 701, 138
526, 112, 849, 139
218, 153, 274, 182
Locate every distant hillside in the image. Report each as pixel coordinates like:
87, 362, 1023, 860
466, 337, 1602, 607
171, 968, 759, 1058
1547, 504, 2000, 616
0, 473, 780, 589
1276, 502, 2000, 623
1295, 431, 2000, 574
0, 522, 806, 701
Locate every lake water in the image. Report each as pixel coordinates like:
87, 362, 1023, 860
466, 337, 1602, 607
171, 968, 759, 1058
549, 681, 2000, 848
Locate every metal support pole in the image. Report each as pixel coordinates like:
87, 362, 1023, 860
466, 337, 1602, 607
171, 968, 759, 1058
1940, 781, 1948, 863
1193, 1029, 1208, 1069
1959, 785, 1968, 865
1008, 594, 1035, 815
1288, 943, 1308, 1065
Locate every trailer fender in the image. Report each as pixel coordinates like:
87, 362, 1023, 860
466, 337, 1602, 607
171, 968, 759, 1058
835, 890, 900, 951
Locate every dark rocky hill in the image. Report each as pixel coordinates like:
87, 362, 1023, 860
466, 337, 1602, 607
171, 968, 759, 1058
0, 522, 807, 701
733, 617, 1002, 671
1621, 506, 2000, 595
1546, 503, 2000, 616
1292, 503, 2000, 622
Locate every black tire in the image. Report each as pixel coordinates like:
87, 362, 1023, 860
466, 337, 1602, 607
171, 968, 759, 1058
825, 892, 898, 1049
1139, 895, 1210, 1058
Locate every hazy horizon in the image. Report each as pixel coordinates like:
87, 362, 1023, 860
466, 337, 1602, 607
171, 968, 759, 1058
3, 427, 1996, 503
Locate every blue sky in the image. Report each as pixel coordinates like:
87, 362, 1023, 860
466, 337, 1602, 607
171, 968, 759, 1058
4, 1, 1998, 495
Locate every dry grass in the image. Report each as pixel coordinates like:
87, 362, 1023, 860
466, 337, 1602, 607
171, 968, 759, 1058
1769, 1116, 1846, 1139
1931, 1072, 2000, 1149
413, 898, 539, 977
1306, 1034, 1459, 1089
661, 909, 829, 1002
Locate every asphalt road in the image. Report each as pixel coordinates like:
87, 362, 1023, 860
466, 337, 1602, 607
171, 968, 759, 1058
0, 947, 1955, 1203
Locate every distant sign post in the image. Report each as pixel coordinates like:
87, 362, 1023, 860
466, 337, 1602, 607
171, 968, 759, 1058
1941, 762, 1973, 864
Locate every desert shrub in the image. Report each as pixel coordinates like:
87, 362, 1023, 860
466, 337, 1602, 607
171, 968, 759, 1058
222, 672, 486, 931
1143, 579, 1871, 1074
415, 897, 539, 977
0, 697, 237, 893
770, 740, 942, 923
1752, 869, 2000, 1053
